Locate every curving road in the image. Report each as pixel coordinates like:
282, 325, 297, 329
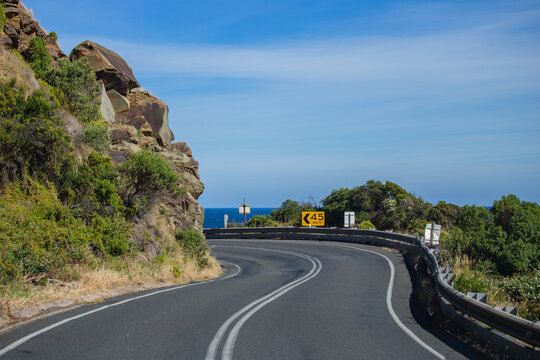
0, 239, 487, 359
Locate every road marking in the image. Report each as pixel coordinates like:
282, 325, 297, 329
205, 246, 322, 360
0, 262, 241, 358
332, 244, 446, 360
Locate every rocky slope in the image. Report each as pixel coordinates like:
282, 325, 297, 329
1, 0, 205, 253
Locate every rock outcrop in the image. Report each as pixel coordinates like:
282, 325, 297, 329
70, 40, 140, 96
67, 43, 202, 232
0, 0, 66, 60
116, 90, 175, 146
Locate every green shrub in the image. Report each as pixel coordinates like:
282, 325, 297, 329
48, 31, 58, 41
27, 37, 52, 79
44, 58, 101, 123
358, 220, 375, 229
247, 215, 279, 227
0, 81, 74, 185
175, 229, 210, 268
89, 215, 132, 256
0, 181, 91, 283
0, 5, 6, 31
59, 152, 126, 220
81, 123, 110, 152
271, 199, 303, 225
118, 150, 179, 208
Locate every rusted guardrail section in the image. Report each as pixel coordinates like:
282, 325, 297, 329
204, 227, 539, 358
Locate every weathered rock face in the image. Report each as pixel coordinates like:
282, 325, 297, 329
98, 80, 115, 123
116, 90, 175, 146
0, 0, 66, 60
70, 41, 140, 96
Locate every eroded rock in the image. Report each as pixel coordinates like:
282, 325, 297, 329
106, 89, 130, 113
98, 80, 115, 123
70, 41, 140, 96
116, 91, 174, 146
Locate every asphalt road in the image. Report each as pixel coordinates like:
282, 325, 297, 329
0, 239, 488, 359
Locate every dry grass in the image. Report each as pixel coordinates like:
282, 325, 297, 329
0, 48, 40, 95
0, 252, 221, 320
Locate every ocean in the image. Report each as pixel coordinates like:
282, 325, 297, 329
204, 208, 276, 229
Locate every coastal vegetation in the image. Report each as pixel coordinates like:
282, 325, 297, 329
246, 180, 539, 320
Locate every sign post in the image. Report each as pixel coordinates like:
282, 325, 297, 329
301, 212, 325, 227
238, 197, 251, 225
344, 211, 355, 228
224, 214, 228, 229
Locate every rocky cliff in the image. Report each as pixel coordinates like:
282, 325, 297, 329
1, 0, 205, 250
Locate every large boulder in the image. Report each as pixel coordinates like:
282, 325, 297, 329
116, 90, 174, 146
70, 41, 140, 96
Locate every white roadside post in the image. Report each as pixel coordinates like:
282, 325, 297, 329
344, 211, 355, 228
224, 214, 228, 229
424, 223, 441, 246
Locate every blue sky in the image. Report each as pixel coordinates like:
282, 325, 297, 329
24, 0, 540, 207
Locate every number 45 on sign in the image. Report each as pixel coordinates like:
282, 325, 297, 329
302, 212, 325, 227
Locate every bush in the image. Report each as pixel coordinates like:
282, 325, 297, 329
48, 32, 58, 41
81, 123, 110, 152
59, 152, 125, 220
118, 150, 179, 207
247, 215, 279, 227
89, 215, 132, 256
27, 37, 52, 79
0, 81, 74, 185
175, 229, 210, 268
44, 58, 101, 123
0, 181, 91, 283
358, 220, 375, 229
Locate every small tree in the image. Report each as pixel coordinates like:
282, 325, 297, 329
44, 58, 100, 123
27, 37, 52, 79
118, 150, 179, 208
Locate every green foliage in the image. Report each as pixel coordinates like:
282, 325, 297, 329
358, 220, 375, 229
441, 195, 539, 277
453, 269, 489, 293
0, 4, 6, 31
320, 180, 442, 233
27, 37, 52, 79
48, 31, 58, 41
175, 229, 210, 268
247, 215, 279, 227
118, 150, 179, 208
44, 58, 101, 123
60, 152, 126, 220
88, 215, 132, 256
0, 182, 91, 283
0, 81, 74, 185
81, 123, 110, 152
270, 199, 303, 225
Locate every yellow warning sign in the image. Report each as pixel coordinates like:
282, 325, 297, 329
302, 211, 325, 227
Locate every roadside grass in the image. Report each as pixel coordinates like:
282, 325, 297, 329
446, 256, 537, 319
0, 252, 220, 320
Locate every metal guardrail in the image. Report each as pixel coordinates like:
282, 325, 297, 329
204, 227, 540, 352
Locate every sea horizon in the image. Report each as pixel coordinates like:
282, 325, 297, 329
203, 208, 276, 229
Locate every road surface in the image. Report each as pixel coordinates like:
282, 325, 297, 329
0, 239, 487, 359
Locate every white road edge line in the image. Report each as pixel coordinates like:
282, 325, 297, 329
0, 262, 242, 358
205, 246, 322, 360
333, 244, 446, 360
